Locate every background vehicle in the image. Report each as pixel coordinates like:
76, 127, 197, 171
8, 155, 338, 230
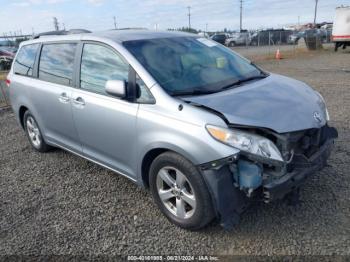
210, 33, 228, 44
0, 46, 16, 71
0, 40, 15, 47
288, 31, 304, 44
225, 31, 251, 47
332, 6, 350, 51
197, 32, 209, 38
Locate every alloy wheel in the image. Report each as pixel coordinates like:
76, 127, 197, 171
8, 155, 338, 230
26, 116, 42, 148
156, 166, 196, 219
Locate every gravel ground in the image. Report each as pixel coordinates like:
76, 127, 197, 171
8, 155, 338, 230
0, 47, 349, 257
0, 82, 10, 108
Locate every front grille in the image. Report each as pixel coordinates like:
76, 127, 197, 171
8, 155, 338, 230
230, 124, 337, 176
277, 125, 331, 171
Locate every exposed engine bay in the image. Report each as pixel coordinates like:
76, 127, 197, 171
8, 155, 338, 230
227, 124, 338, 200
200, 123, 338, 229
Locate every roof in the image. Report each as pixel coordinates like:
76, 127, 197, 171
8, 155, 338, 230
91, 30, 197, 43
22, 30, 197, 46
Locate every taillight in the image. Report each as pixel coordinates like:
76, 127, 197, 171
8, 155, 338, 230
5, 78, 10, 87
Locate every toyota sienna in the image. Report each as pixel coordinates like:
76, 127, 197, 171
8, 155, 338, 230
7, 30, 338, 230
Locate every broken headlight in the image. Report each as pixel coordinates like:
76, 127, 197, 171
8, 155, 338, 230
206, 125, 284, 162
315, 91, 330, 121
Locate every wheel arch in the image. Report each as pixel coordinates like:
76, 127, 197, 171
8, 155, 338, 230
139, 143, 201, 189
18, 105, 29, 129
141, 148, 169, 188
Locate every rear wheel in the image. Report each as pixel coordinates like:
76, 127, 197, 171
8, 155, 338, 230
229, 41, 235, 47
23, 111, 51, 152
149, 152, 215, 230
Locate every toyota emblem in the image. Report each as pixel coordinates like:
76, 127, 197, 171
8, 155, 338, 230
313, 111, 322, 123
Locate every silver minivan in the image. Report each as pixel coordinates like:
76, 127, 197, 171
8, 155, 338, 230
7, 30, 337, 230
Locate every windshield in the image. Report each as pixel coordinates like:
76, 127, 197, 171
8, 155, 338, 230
123, 36, 263, 96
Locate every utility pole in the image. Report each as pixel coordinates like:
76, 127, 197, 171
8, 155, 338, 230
239, 0, 243, 32
187, 6, 191, 30
314, 0, 319, 25
113, 16, 117, 29
206, 23, 208, 33
53, 17, 59, 31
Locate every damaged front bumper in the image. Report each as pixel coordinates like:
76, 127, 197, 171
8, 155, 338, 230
199, 125, 338, 230
263, 138, 333, 202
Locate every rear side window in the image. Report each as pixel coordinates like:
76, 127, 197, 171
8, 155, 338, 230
13, 44, 39, 76
39, 43, 77, 86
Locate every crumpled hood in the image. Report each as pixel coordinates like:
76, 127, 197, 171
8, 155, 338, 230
184, 74, 327, 133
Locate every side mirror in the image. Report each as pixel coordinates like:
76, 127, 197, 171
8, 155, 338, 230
105, 80, 126, 98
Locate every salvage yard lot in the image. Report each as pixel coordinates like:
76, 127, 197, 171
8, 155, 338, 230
1, 48, 349, 256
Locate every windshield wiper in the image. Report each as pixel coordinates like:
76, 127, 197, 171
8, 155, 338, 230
172, 89, 217, 97
250, 61, 269, 76
220, 74, 268, 91
172, 72, 268, 97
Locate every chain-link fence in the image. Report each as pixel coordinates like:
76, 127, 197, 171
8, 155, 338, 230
248, 29, 332, 47
250, 30, 293, 46
0, 72, 10, 109
226, 29, 334, 61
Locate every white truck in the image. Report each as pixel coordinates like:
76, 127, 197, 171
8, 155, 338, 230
332, 6, 350, 51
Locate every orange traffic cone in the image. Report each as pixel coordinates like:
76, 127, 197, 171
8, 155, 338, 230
275, 49, 282, 60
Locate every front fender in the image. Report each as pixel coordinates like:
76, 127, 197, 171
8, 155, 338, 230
135, 101, 240, 185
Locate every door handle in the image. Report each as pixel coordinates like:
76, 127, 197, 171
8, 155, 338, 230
73, 97, 85, 106
59, 92, 70, 103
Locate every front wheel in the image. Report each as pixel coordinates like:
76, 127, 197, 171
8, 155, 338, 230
149, 152, 215, 230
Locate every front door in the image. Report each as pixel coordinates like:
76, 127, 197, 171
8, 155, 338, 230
71, 43, 138, 178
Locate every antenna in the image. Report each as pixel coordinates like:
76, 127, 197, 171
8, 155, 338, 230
187, 6, 191, 30
113, 16, 117, 29
314, 0, 319, 25
239, 0, 243, 31
53, 17, 59, 31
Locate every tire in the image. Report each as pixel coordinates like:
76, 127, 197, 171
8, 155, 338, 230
149, 152, 215, 230
23, 110, 51, 152
229, 42, 235, 47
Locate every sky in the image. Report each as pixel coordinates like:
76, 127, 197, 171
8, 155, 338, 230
0, 0, 349, 35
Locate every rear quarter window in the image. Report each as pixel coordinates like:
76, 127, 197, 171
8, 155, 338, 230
13, 44, 39, 77
38, 43, 77, 86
